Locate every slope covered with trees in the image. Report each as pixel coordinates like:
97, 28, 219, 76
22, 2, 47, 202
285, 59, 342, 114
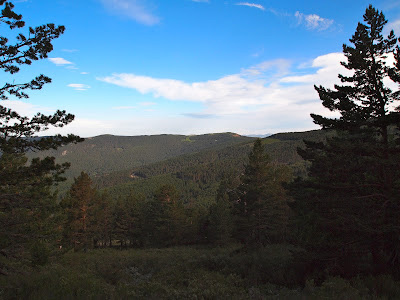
92, 129, 328, 206
27, 133, 253, 191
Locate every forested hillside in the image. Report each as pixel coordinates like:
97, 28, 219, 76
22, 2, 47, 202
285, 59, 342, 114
27, 133, 253, 192
93, 129, 330, 204
28, 133, 252, 176
26, 130, 329, 197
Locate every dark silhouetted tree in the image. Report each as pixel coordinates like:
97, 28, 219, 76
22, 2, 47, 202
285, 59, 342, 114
291, 5, 400, 277
0, 1, 81, 270
0, 0, 81, 154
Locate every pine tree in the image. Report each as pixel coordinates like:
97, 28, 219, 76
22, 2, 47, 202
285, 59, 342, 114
0, 1, 81, 154
234, 139, 291, 246
292, 5, 400, 277
89, 191, 113, 248
152, 184, 184, 246
61, 172, 97, 251
0, 153, 61, 262
124, 192, 145, 247
0, 1, 81, 270
208, 180, 234, 245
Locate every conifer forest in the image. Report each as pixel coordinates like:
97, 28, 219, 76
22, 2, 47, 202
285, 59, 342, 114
1, 1, 400, 298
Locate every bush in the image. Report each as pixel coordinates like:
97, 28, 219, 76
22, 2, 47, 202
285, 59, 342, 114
353, 275, 400, 299
30, 241, 50, 267
226, 244, 304, 286
0, 264, 113, 299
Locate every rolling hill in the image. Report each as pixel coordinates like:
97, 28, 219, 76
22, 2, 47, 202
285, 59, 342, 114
26, 133, 254, 192
27, 129, 331, 200
92, 129, 332, 205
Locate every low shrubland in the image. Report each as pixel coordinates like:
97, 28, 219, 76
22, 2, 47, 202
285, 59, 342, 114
2, 245, 400, 299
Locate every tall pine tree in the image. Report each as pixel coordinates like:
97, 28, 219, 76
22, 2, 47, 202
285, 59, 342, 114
0, 1, 81, 271
61, 172, 97, 251
208, 180, 234, 245
291, 5, 400, 277
234, 139, 291, 246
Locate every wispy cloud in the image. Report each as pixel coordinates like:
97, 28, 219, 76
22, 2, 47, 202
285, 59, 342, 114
88, 53, 400, 136
236, 2, 265, 11
183, 113, 217, 119
99, 0, 159, 25
140, 101, 156, 106
112, 106, 136, 110
252, 48, 264, 58
67, 83, 91, 91
98, 53, 348, 122
48, 57, 74, 66
1, 100, 52, 117
41, 53, 352, 137
295, 11, 334, 31
242, 59, 290, 78
62, 49, 78, 53
80, 72, 89, 75
98, 53, 400, 137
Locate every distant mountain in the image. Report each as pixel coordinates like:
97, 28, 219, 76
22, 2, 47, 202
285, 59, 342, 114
94, 129, 332, 204
27, 130, 332, 199
27, 133, 254, 190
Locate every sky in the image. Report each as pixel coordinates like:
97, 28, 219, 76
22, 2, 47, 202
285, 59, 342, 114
2, 0, 400, 137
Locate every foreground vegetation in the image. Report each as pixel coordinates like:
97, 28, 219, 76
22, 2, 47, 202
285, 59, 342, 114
3, 245, 400, 299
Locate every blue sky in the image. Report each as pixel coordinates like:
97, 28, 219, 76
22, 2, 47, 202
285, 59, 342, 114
3, 0, 400, 137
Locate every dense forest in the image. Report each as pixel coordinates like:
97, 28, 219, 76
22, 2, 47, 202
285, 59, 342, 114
1, 2, 400, 298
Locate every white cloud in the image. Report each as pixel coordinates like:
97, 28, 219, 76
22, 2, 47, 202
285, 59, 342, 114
39, 108, 330, 137
13, 52, 397, 137
80, 72, 89, 75
67, 83, 91, 91
281, 53, 349, 84
99, 0, 159, 25
0, 100, 53, 117
295, 11, 334, 31
40, 118, 115, 138
0, 101, 79, 137
98, 53, 349, 122
242, 59, 290, 78
236, 2, 265, 10
48, 57, 74, 66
